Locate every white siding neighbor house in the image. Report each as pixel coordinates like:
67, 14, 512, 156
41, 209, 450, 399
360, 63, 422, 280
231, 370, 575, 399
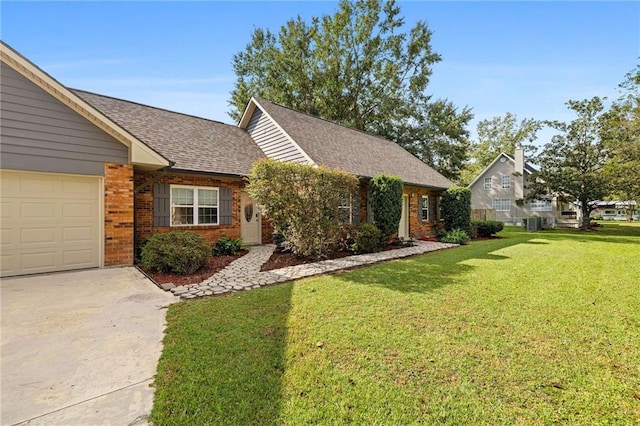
468, 148, 579, 227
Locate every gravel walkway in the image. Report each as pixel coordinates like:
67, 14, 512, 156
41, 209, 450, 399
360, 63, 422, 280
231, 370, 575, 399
169, 241, 457, 300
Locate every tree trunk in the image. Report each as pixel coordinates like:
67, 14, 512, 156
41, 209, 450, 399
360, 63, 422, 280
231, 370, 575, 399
580, 204, 591, 230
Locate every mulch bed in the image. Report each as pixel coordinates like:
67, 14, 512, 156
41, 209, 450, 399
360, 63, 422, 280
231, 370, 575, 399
260, 243, 411, 272
138, 250, 248, 286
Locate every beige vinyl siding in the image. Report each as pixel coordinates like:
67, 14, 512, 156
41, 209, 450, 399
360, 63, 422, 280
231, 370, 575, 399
470, 155, 558, 225
0, 62, 128, 176
245, 108, 310, 164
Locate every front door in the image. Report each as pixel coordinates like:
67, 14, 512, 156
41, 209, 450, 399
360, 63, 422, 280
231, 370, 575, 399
398, 194, 409, 239
241, 192, 261, 245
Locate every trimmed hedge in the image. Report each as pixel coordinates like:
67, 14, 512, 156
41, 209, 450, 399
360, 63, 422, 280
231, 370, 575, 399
351, 223, 382, 254
369, 174, 404, 243
441, 186, 471, 234
141, 231, 210, 275
247, 159, 358, 259
472, 220, 504, 238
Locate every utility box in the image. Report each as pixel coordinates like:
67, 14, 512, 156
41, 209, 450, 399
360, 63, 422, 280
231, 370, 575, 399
524, 216, 543, 232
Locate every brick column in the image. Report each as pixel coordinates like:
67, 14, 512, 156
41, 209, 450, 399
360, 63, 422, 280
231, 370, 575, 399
104, 163, 134, 266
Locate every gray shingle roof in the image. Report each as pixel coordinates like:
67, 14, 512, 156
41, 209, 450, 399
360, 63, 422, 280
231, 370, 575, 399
73, 90, 265, 175
254, 98, 452, 189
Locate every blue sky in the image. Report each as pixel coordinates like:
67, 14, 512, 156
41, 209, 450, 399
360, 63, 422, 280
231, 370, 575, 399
2, 1, 638, 145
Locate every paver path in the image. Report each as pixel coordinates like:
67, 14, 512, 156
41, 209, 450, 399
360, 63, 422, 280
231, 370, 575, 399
170, 241, 457, 300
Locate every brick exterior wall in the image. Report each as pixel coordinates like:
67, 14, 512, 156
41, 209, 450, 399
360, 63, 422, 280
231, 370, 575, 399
261, 217, 275, 244
356, 182, 442, 239
104, 163, 134, 266
405, 185, 440, 238
134, 171, 245, 246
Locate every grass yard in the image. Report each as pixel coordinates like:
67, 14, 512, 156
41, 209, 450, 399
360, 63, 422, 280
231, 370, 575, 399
150, 223, 640, 425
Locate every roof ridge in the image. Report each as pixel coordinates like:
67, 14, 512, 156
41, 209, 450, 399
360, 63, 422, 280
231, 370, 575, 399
71, 88, 237, 128
255, 97, 410, 151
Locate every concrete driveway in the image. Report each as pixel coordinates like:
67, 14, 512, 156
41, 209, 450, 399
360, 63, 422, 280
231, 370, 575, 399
1, 267, 176, 425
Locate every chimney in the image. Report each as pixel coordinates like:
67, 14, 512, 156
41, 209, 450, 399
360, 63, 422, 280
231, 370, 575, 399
514, 146, 524, 175
514, 146, 525, 200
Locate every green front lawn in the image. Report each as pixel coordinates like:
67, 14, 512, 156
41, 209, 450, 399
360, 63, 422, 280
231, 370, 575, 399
151, 223, 640, 425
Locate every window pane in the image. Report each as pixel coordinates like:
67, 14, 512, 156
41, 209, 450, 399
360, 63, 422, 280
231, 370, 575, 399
198, 207, 218, 224
198, 189, 218, 206
172, 206, 194, 224
484, 178, 491, 190
502, 176, 510, 189
172, 188, 193, 205
492, 198, 510, 211
421, 196, 429, 220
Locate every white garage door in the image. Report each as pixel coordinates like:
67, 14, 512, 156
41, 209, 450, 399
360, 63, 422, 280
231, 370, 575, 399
1, 170, 101, 277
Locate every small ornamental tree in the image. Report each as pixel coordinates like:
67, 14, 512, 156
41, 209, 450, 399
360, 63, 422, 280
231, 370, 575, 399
369, 174, 404, 243
246, 159, 358, 259
441, 186, 471, 234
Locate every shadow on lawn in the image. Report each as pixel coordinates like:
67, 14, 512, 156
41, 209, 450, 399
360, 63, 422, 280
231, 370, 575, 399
332, 234, 536, 294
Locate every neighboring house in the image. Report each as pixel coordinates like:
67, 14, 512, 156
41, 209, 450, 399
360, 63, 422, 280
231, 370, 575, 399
468, 148, 578, 227
0, 42, 451, 277
590, 201, 639, 221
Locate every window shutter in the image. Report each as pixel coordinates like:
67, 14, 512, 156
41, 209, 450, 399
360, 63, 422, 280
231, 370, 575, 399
430, 195, 438, 222
351, 191, 361, 224
153, 183, 170, 227
220, 187, 232, 225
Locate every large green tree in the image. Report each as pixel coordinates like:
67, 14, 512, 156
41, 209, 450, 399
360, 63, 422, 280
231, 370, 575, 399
229, 0, 472, 180
528, 97, 609, 229
601, 64, 640, 220
460, 113, 541, 185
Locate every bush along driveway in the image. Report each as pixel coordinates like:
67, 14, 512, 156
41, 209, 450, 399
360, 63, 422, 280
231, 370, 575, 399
151, 223, 640, 425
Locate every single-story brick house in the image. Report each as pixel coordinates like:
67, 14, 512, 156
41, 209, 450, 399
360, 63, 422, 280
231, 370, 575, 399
0, 41, 451, 277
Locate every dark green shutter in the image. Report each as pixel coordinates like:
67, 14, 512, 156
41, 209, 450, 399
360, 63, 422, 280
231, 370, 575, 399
220, 187, 232, 225
352, 192, 361, 224
153, 183, 170, 226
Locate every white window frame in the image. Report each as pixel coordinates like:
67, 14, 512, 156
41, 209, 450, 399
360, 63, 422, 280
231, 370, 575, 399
338, 193, 353, 224
170, 185, 219, 226
502, 175, 510, 189
483, 177, 492, 190
420, 195, 429, 221
530, 199, 552, 212
492, 198, 511, 212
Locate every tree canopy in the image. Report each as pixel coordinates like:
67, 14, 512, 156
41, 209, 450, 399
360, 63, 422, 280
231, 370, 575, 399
229, 0, 472, 181
460, 113, 540, 185
601, 63, 640, 220
528, 97, 609, 229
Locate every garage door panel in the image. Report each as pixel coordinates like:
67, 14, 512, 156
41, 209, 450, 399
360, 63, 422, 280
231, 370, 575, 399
20, 251, 57, 274
1, 228, 14, 247
62, 226, 95, 243
1, 201, 14, 219
0, 171, 100, 277
1, 254, 16, 275
62, 248, 96, 268
62, 202, 95, 219
18, 174, 60, 196
20, 202, 57, 220
62, 179, 98, 198
20, 227, 57, 244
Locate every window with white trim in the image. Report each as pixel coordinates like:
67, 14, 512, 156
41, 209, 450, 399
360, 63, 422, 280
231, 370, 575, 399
502, 175, 510, 189
338, 194, 352, 223
483, 177, 492, 190
170, 185, 219, 226
530, 199, 552, 211
492, 198, 511, 212
420, 196, 429, 221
